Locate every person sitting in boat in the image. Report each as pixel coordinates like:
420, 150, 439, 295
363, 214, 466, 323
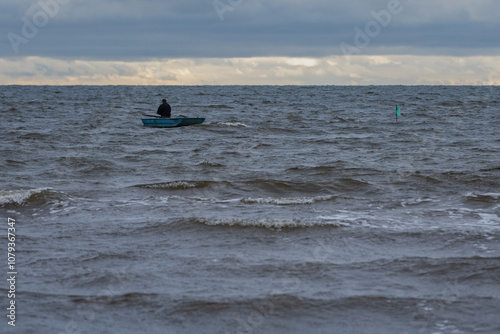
157, 99, 171, 118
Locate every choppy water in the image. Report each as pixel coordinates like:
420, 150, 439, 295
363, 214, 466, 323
1, 85, 500, 334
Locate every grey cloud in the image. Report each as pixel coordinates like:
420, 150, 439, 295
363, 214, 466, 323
1, 0, 499, 59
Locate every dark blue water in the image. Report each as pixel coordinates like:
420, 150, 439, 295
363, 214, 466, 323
1, 85, 500, 333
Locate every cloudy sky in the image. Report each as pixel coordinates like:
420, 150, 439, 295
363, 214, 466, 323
1, 0, 499, 85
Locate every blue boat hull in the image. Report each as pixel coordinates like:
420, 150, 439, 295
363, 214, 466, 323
142, 118, 205, 128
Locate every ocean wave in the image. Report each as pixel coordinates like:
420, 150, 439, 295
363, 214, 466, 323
17, 132, 51, 140
194, 218, 346, 229
408, 171, 500, 189
5, 159, 28, 166
0, 188, 59, 207
244, 179, 336, 193
386, 256, 500, 279
242, 195, 337, 205
197, 160, 225, 167
135, 181, 214, 190
152, 294, 488, 320
401, 197, 440, 207
464, 192, 500, 203
287, 165, 340, 173
480, 166, 500, 172
207, 104, 233, 109
216, 122, 249, 127
135, 178, 362, 197
317, 213, 369, 226
71, 292, 160, 307
57, 156, 117, 173
477, 213, 500, 225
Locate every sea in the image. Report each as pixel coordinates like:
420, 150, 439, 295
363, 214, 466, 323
1, 85, 499, 334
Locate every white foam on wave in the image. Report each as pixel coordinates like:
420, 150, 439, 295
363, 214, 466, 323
401, 197, 439, 207
196, 218, 345, 229
465, 192, 500, 200
242, 195, 336, 205
139, 181, 199, 190
317, 212, 370, 227
0, 188, 53, 206
477, 213, 500, 225
218, 122, 249, 127
197, 160, 224, 167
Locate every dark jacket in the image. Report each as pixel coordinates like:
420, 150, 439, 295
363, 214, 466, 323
157, 102, 171, 118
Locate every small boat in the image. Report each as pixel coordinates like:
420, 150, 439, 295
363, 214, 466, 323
142, 117, 205, 128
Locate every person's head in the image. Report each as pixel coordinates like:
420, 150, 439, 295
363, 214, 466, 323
162, 99, 167, 103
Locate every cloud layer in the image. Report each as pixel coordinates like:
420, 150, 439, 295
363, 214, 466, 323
2, 55, 498, 85
1, 0, 499, 84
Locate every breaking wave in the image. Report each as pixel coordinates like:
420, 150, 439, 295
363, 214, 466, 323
464, 192, 500, 203
135, 181, 215, 190
216, 122, 249, 127
0, 188, 61, 207
193, 217, 347, 229
241, 195, 337, 205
